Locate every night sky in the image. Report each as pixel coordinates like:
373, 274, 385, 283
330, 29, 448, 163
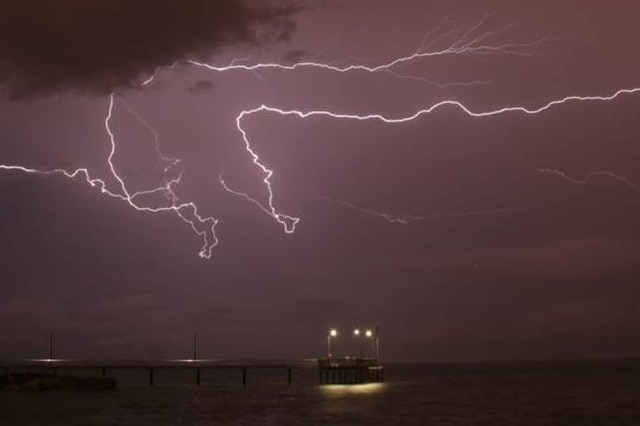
2, 0, 640, 362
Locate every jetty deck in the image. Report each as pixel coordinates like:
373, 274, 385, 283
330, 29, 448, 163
0, 359, 298, 387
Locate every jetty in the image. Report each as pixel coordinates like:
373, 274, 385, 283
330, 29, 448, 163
1, 327, 385, 388
0, 359, 297, 387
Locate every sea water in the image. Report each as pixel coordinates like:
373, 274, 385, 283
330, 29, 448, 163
1, 360, 639, 425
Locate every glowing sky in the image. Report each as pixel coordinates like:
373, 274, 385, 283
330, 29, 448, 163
2, 1, 640, 361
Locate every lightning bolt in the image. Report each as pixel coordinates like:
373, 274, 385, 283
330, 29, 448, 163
537, 168, 640, 201
0, 95, 219, 259
317, 196, 522, 225
119, 100, 181, 175
2, 19, 639, 257
219, 172, 300, 231
189, 19, 548, 78
228, 88, 640, 233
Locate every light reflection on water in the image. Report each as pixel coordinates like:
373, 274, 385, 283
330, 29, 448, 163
320, 382, 387, 396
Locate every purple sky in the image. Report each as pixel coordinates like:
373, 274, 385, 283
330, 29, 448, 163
2, 0, 640, 362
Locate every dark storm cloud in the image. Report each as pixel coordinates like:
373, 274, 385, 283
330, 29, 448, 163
0, 0, 301, 97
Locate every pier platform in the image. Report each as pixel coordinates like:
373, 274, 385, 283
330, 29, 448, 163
318, 358, 384, 384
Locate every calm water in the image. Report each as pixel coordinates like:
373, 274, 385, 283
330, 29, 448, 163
2, 360, 640, 425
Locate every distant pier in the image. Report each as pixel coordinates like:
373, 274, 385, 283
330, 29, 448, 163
320, 325, 383, 384
318, 358, 384, 384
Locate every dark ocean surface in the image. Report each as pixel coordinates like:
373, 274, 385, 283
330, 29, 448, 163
1, 360, 639, 425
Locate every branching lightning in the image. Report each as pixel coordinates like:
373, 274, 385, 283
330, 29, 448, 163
189, 39, 548, 88
1, 95, 218, 259
228, 88, 640, 234
2, 19, 640, 257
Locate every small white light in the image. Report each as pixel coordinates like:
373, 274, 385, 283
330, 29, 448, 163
365, 329, 373, 337
329, 328, 338, 337
353, 328, 360, 336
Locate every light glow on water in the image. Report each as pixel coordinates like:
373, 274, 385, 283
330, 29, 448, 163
320, 383, 387, 396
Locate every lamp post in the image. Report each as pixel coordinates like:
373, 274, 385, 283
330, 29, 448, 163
374, 326, 380, 361
353, 328, 363, 360
48, 332, 54, 361
193, 331, 197, 363
365, 329, 374, 361
327, 328, 337, 359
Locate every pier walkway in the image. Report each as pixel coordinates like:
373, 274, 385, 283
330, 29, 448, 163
0, 359, 297, 387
